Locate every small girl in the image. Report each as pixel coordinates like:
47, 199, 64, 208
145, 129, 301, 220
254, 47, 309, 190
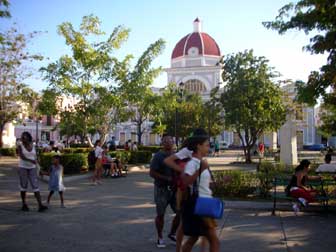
46, 155, 66, 208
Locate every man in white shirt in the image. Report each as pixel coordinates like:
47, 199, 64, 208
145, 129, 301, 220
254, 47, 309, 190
316, 154, 336, 173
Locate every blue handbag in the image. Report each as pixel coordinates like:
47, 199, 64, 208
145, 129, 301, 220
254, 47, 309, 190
194, 196, 224, 219
193, 168, 225, 219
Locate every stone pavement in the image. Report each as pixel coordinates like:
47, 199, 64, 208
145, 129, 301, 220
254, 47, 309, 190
1, 158, 336, 252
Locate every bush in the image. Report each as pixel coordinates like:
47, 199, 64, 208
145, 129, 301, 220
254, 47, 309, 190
62, 148, 92, 153
0, 148, 17, 156
39, 153, 88, 174
108, 150, 131, 164
213, 170, 258, 198
129, 151, 153, 164
108, 150, 152, 164
62, 147, 92, 154
69, 143, 90, 148
138, 146, 161, 153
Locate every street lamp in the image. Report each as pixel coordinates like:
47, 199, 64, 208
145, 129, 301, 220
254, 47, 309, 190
175, 82, 184, 148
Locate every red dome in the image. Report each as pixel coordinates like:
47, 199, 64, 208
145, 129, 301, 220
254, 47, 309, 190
171, 32, 221, 59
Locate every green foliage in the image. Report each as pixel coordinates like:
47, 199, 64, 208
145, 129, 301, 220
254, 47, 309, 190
0, 147, 16, 156
257, 162, 291, 197
0, 0, 10, 19
40, 15, 130, 145
108, 150, 129, 161
39, 152, 88, 174
263, 1, 336, 108
138, 145, 161, 153
213, 170, 258, 198
108, 150, 152, 164
220, 50, 286, 163
69, 143, 90, 148
317, 101, 336, 137
114, 39, 166, 144
37, 88, 60, 116
62, 147, 92, 153
153, 82, 222, 141
128, 150, 152, 164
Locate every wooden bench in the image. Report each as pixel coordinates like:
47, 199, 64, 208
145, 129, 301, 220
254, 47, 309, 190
272, 177, 329, 215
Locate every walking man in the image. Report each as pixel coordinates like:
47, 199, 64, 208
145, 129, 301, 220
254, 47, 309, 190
150, 135, 179, 248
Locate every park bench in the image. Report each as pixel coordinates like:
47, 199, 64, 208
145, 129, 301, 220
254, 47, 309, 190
271, 176, 329, 215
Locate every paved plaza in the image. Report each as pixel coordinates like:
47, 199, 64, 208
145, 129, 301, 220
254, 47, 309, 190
1, 157, 336, 252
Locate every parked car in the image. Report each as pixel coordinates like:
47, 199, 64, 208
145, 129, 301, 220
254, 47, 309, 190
307, 144, 327, 151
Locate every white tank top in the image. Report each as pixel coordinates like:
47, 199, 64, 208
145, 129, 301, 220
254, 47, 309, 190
19, 143, 37, 169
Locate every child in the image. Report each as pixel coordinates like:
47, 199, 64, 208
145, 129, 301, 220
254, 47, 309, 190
46, 155, 66, 208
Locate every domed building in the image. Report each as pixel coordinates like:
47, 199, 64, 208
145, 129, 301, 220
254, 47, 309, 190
165, 18, 223, 99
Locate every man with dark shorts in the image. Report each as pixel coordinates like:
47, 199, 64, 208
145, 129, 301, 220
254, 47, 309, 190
150, 135, 179, 248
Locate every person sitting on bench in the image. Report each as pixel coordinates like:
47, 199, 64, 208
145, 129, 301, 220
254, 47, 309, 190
316, 154, 336, 173
286, 159, 321, 214
102, 146, 117, 177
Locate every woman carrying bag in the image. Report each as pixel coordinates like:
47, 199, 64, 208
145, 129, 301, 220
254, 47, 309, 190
181, 134, 220, 252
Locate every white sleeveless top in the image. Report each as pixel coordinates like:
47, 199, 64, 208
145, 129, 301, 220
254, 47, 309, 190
19, 143, 37, 169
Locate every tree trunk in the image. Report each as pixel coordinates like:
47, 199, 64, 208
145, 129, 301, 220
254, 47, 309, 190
0, 123, 4, 148
245, 147, 252, 163
137, 122, 142, 145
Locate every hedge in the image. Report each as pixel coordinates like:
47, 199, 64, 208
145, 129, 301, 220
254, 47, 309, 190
213, 161, 326, 199
129, 150, 153, 164
62, 147, 92, 154
138, 146, 161, 153
0, 148, 17, 157
213, 170, 259, 198
108, 150, 152, 164
39, 153, 88, 174
69, 143, 90, 148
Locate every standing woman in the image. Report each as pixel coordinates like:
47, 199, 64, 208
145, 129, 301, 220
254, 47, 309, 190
17, 132, 48, 212
93, 140, 104, 185
181, 135, 220, 252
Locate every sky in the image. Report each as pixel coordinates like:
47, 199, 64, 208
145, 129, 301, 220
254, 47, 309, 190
2, 0, 327, 91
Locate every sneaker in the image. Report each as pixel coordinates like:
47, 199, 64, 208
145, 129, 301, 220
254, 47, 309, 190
298, 197, 307, 207
38, 205, 48, 212
156, 239, 166, 248
60, 203, 66, 208
292, 203, 300, 215
168, 234, 176, 243
21, 204, 29, 212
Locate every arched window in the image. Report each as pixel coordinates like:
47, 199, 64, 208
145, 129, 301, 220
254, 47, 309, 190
184, 79, 207, 94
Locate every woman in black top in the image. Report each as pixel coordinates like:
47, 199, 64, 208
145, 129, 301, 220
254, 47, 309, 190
287, 159, 321, 213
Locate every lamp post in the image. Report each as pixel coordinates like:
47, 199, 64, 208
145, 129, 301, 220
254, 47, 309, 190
175, 82, 184, 148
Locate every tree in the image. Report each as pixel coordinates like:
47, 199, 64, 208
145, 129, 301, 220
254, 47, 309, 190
220, 50, 286, 163
0, 0, 10, 19
37, 88, 61, 117
263, 1, 336, 105
41, 15, 130, 146
202, 87, 225, 139
152, 83, 212, 143
317, 97, 336, 138
264, 1, 336, 138
113, 39, 165, 144
0, 27, 43, 147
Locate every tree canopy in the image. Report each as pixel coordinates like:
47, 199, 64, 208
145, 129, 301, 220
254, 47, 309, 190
263, 0, 336, 105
